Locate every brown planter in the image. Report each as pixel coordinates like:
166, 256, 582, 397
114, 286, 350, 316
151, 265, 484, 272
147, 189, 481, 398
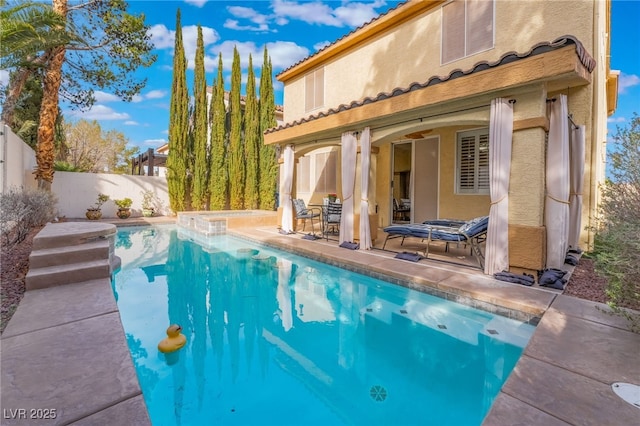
86, 210, 102, 220
116, 209, 131, 219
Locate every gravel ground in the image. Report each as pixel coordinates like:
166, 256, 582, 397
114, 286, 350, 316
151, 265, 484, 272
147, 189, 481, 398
0, 228, 624, 334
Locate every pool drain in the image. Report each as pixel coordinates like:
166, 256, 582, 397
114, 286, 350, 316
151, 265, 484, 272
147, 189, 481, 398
370, 385, 387, 402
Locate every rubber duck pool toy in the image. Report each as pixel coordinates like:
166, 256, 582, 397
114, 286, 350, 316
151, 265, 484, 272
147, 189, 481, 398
158, 324, 187, 353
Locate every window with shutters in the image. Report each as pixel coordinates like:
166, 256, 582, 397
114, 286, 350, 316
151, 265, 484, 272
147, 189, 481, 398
442, 0, 494, 64
304, 67, 325, 112
296, 156, 310, 193
296, 149, 337, 195
456, 128, 490, 194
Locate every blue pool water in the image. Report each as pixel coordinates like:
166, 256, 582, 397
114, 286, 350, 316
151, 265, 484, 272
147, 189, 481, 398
113, 226, 534, 426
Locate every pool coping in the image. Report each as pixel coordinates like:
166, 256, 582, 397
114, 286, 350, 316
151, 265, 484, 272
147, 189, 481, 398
1, 220, 638, 425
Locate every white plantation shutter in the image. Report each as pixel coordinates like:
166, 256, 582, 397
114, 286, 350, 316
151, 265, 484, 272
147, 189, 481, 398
478, 132, 490, 190
297, 155, 310, 193
304, 73, 314, 112
457, 129, 490, 193
304, 68, 325, 112
459, 134, 476, 191
442, 0, 465, 63
315, 67, 324, 109
442, 0, 494, 63
467, 0, 494, 55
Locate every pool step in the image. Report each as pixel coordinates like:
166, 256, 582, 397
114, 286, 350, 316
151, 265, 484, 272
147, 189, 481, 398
25, 222, 119, 291
29, 240, 111, 269
26, 259, 113, 290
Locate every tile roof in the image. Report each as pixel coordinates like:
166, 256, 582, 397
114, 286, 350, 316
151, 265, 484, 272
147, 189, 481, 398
265, 36, 595, 135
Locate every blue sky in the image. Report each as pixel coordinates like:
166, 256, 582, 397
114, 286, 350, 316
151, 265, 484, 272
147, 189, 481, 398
3, 0, 637, 153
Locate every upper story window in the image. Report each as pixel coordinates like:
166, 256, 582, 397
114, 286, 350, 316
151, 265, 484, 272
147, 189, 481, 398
442, 0, 494, 64
304, 67, 325, 112
456, 128, 489, 194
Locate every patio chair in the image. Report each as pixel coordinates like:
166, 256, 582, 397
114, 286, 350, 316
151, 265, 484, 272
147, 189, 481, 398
323, 201, 342, 240
293, 199, 321, 235
382, 216, 489, 268
393, 198, 411, 221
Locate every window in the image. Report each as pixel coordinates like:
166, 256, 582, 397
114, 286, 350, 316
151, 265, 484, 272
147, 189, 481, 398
295, 149, 337, 194
296, 156, 310, 193
304, 67, 325, 112
442, 0, 494, 64
314, 151, 337, 193
456, 128, 489, 194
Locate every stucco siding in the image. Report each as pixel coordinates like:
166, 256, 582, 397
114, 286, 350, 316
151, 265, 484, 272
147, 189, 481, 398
282, 0, 595, 123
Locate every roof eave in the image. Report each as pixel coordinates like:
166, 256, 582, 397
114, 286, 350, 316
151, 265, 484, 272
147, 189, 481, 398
264, 46, 592, 146
276, 0, 445, 83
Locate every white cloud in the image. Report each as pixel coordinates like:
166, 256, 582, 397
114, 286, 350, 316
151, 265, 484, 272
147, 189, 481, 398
181, 25, 220, 69
144, 90, 167, 100
224, 19, 270, 33
607, 116, 626, 123
271, 0, 384, 28
124, 120, 139, 126
618, 73, 640, 94
148, 23, 219, 67
0, 69, 9, 86
313, 40, 331, 52
71, 105, 130, 121
266, 41, 310, 70
227, 6, 269, 25
209, 40, 309, 72
148, 24, 175, 49
184, 0, 208, 7
94, 91, 121, 103
272, 0, 342, 26
339, 1, 387, 27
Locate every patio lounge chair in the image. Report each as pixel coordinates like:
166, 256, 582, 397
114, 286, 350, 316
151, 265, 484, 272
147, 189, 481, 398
382, 216, 489, 268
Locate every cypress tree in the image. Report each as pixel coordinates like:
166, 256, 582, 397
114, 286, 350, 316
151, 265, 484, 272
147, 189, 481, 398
208, 53, 227, 210
259, 48, 278, 210
244, 54, 260, 210
166, 9, 188, 213
191, 24, 208, 210
228, 46, 245, 210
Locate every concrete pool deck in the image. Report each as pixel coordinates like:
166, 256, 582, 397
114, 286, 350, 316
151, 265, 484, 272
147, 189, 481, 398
1, 219, 639, 425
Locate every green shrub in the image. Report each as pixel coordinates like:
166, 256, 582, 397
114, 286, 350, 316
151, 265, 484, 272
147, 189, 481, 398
0, 187, 57, 248
593, 113, 640, 330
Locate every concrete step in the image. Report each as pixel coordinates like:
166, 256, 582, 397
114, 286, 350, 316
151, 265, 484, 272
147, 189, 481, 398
29, 240, 111, 269
32, 222, 116, 250
26, 259, 112, 291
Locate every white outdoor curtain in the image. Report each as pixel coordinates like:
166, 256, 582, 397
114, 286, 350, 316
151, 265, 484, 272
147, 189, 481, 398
484, 98, 514, 275
545, 95, 570, 269
276, 259, 294, 332
339, 132, 357, 244
281, 144, 295, 233
568, 125, 585, 249
359, 127, 372, 250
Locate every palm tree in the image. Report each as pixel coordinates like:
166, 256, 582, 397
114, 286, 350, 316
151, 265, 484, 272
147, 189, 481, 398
0, 0, 78, 129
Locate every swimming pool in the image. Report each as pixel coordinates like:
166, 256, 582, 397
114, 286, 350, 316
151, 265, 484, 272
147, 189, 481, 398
113, 226, 534, 426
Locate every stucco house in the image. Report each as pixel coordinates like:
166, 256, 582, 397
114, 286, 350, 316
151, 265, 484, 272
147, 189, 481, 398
264, 0, 618, 275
